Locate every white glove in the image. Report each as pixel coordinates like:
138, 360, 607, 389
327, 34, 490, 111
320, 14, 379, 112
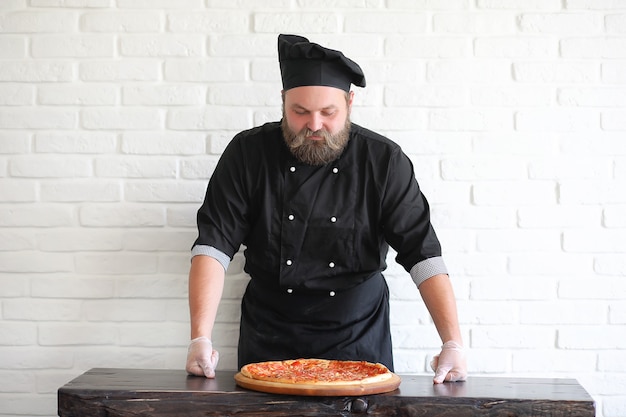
430, 340, 467, 384
185, 336, 219, 378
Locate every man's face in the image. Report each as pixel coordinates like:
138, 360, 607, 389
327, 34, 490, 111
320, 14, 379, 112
281, 86, 353, 166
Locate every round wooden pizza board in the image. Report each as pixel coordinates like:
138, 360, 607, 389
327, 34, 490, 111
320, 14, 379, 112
234, 372, 401, 397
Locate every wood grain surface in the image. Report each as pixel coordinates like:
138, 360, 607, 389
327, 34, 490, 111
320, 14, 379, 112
58, 368, 596, 417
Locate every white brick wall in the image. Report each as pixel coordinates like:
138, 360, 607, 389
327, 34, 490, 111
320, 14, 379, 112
0, 2, 624, 416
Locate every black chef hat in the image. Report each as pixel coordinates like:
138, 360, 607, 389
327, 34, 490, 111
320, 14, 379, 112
278, 34, 366, 92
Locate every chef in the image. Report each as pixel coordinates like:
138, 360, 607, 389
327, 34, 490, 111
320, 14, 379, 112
186, 34, 467, 384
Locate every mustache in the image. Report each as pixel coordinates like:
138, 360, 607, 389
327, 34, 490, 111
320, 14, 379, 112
290, 128, 344, 151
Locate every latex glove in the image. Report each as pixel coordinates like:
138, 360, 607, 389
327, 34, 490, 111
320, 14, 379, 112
430, 341, 467, 384
186, 336, 219, 378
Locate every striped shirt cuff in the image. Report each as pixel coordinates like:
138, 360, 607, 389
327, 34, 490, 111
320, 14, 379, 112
191, 245, 231, 271
410, 256, 448, 287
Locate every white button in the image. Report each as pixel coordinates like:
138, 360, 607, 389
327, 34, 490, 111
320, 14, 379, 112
288, 214, 295, 221
286, 259, 293, 266
287, 288, 293, 294
330, 216, 337, 223
329, 262, 335, 268
290, 166, 296, 172
332, 167, 339, 174
329, 291, 336, 297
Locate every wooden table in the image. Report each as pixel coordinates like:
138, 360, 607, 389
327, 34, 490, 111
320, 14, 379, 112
57, 368, 595, 416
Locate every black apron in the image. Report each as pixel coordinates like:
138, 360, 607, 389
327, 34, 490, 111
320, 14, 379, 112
237, 272, 394, 371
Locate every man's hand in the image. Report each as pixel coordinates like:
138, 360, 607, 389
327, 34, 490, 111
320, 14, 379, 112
430, 340, 467, 384
186, 336, 219, 378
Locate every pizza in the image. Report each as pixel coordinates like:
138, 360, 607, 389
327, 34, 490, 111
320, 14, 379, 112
239, 358, 393, 386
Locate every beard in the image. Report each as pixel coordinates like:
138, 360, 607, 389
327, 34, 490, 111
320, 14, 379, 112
281, 115, 351, 166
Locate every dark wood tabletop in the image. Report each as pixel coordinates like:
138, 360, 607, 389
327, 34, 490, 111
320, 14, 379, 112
57, 368, 595, 417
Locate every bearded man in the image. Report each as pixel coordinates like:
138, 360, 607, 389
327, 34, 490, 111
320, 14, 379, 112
186, 34, 467, 384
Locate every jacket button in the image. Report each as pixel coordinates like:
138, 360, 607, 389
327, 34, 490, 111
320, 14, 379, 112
330, 216, 337, 223
287, 288, 293, 294
286, 259, 292, 266
329, 262, 335, 268
332, 167, 339, 174
288, 214, 295, 221
329, 291, 336, 297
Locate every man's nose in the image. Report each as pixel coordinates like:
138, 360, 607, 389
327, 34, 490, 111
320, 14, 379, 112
306, 113, 323, 132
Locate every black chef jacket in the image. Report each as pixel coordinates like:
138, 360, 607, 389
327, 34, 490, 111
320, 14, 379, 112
193, 121, 444, 371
